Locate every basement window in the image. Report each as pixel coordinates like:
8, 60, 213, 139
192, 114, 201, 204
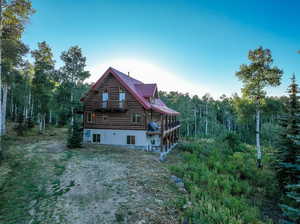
127, 136, 136, 145
93, 134, 101, 143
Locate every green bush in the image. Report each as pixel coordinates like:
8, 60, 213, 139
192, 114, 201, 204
223, 132, 242, 153
170, 140, 278, 224
67, 121, 82, 148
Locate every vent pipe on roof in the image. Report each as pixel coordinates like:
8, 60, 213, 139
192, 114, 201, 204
128, 72, 130, 77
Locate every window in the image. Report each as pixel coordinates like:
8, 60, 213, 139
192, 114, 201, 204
132, 113, 142, 123
119, 88, 126, 101
93, 134, 101, 143
102, 89, 109, 108
87, 112, 95, 123
127, 136, 135, 145
102, 89, 109, 101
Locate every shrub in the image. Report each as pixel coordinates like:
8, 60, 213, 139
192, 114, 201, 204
170, 139, 278, 224
13, 115, 27, 136
67, 121, 82, 148
26, 117, 35, 129
223, 132, 241, 152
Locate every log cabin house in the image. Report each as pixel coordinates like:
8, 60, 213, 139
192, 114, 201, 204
80, 67, 180, 153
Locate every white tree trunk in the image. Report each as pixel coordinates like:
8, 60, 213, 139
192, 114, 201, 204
43, 114, 46, 130
30, 97, 33, 118
2, 85, 7, 131
194, 110, 197, 137
71, 91, 74, 128
49, 110, 52, 124
38, 113, 42, 133
1, 84, 7, 135
227, 118, 231, 131
10, 92, 13, 118
256, 108, 262, 167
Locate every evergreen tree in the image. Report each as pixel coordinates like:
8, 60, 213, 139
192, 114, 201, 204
276, 74, 300, 223
67, 116, 82, 148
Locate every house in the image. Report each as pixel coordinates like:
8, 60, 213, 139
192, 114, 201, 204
81, 67, 180, 154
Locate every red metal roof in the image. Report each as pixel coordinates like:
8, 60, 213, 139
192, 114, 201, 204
86, 67, 179, 115
135, 84, 157, 98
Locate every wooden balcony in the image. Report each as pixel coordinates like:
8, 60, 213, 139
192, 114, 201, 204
163, 121, 180, 136
94, 100, 128, 112
146, 121, 180, 136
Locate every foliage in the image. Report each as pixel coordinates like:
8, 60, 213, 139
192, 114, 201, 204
2, 0, 35, 82
13, 114, 26, 136
223, 132, 241, 152
31, 41, 56, 133
170, 140, 278, 224
275, 75, 300, 223
235, 46, 283, 167
67, 119, 83, 148
161, 91, 286, 147
236, 46, 283, 102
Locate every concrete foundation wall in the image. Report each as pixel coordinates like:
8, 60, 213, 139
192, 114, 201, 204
84, 128, 157, 150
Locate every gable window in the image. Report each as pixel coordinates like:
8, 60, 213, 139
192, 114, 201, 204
127, 136, 135, 145
102, 89, 109, 108
93, 134, 101, 143
132, 113, 142, 123
119, 88, 126, 108
119, 88, 126, 101
87, 112, 95, 123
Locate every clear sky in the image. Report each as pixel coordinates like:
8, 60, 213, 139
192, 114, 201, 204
22, 0, 300, 98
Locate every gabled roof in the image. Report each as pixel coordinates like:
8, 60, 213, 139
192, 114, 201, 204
135, 84, 157, 98
84, 67, 179, 115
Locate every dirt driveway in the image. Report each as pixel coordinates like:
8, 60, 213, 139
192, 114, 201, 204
0, 139, 181, 224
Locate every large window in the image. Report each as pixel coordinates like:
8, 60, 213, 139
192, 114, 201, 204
132, 113, 142, 123
102, 89, 109, 108
87, 112, 95, 123
127, 136, 135, 145
119, 88, 125, 101
102, 89, 109, 101
93, 134, 101, 143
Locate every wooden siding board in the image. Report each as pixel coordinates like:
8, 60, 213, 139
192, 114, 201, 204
83, 73, 147, 130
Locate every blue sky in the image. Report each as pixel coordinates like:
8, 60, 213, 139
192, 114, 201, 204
22, 0, 300, 98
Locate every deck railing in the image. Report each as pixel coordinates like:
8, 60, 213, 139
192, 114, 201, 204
95, 100, 128, 111
165, 120, 180, 130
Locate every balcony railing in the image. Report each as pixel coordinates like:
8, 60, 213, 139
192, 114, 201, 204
164, 120, 180, 130
94, 100, 128, 112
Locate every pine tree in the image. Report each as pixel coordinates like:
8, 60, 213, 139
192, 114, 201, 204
67, 118, 82, 148
276, 74, 300, 223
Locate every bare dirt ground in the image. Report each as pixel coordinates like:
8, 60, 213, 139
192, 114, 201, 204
0, 131, 182, 224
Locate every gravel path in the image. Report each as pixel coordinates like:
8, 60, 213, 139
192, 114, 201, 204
18, 141, 181, 224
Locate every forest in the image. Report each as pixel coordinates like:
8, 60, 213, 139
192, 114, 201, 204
0, 1, 299, 224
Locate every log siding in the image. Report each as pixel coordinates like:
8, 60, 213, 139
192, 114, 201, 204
84, 73, 146, 130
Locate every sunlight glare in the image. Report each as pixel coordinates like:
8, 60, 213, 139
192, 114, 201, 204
87, 58, 213, 97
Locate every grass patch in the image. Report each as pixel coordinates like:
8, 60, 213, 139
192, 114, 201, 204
0, 127, 72, 224
170, 139, 280, 224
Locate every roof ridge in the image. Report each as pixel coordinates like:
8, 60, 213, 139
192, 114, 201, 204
110, 67, 143, 84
